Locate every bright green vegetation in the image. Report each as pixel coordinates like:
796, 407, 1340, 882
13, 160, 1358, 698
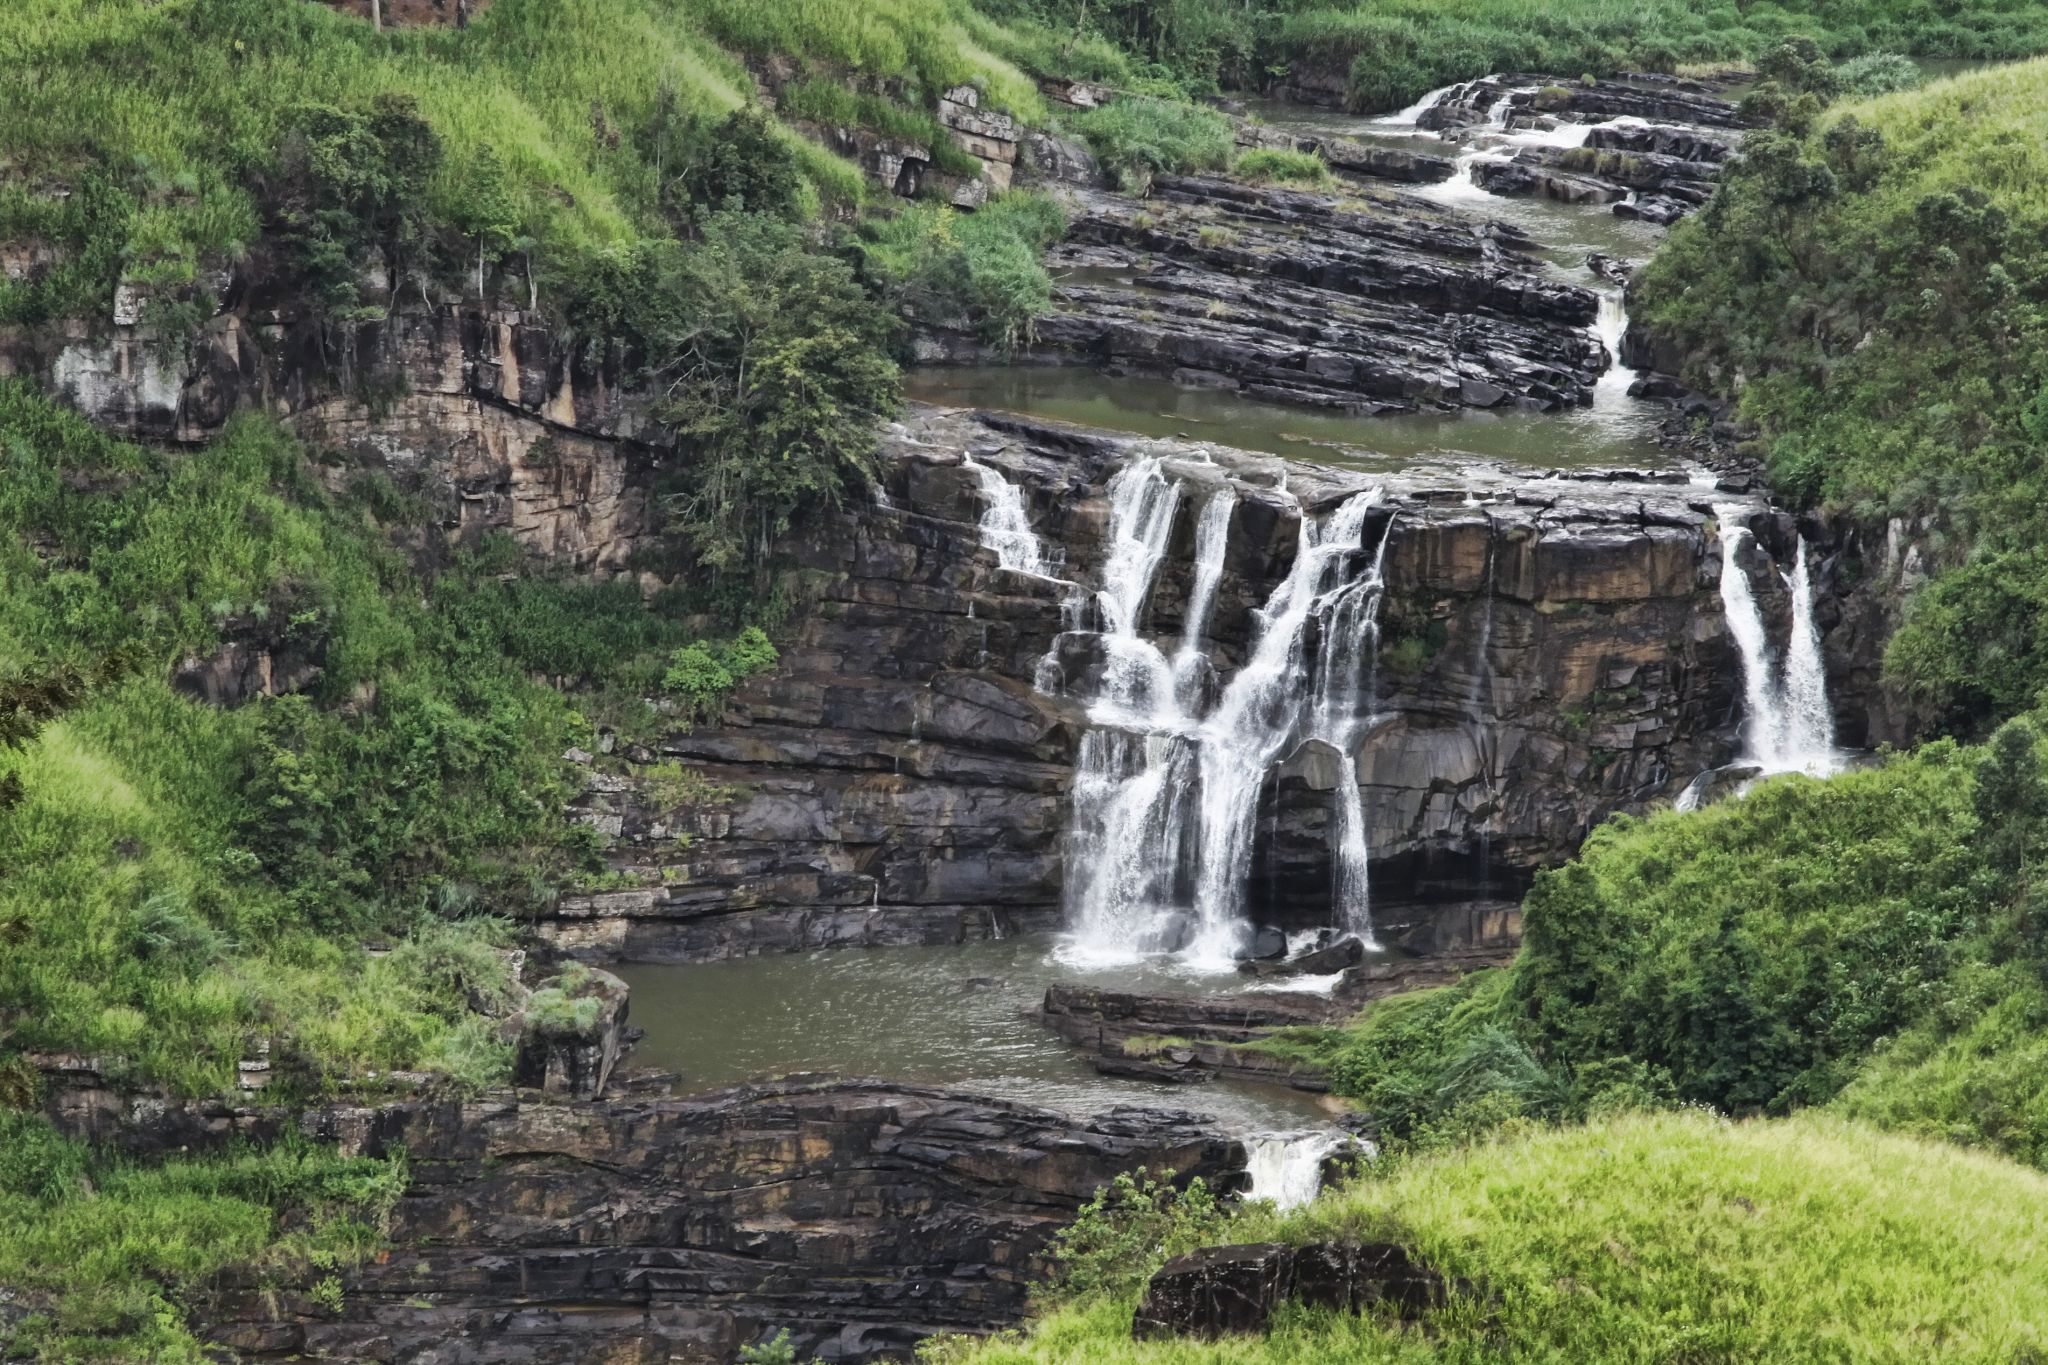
1635, 58, 2048, 733
1068, 98, 1235, 190
977, 0, 2048, 108
1232, 148, 1332, 187
1276, 726, 2048, 1170
0, 0, 1045, 322
937, 1111, 2048, 1363
0, 1109, 402, 1362
0, 384, 786, 1095
863, 192, 1068, 349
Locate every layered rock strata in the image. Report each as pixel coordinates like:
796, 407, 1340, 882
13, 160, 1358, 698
966, 176, 1608, 414
42, 1074, 1243, 1364
538, 404, 1873, 963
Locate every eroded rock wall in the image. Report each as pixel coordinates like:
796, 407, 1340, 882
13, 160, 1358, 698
43, 1074, 1242, 1364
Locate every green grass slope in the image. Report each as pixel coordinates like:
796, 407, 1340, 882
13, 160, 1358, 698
951, 1111, 2048, 1364
0, 0, 1046, 325
1635, 58, 2048, 732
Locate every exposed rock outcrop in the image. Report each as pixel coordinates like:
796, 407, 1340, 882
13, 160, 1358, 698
1132, 1241, 1460, 1339
42, 1074, 1244, 1364
977, 175, 1607, 414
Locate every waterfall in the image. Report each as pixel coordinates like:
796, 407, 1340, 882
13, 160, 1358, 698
1242, 1131, 1352, 1210
1715, 512, 1839, 777
1589, 288, 1637, 410
1060, 470, 1390, 968
1172, 489, 1236, 709
1782, 540, 1835, 764
1375, 80, 1463, 126
1184, 491, 1384, 966
965, 457, 1053, 579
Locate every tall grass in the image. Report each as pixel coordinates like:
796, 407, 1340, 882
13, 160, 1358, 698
951, 1111, 2048, 1363
0, 0, 1045, 322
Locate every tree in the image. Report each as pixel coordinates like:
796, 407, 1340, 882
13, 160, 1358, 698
653, 210, 901, 572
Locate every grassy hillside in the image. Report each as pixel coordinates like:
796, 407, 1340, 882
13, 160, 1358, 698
1264, 722, 2048, 1172
945, 1111, 2048, 1364
0, 0, 1049, 326
1635, 58, 2048, 733
974, 0, 2048, 107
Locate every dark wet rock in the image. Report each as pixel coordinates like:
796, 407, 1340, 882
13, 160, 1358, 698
1584, 120, 1736, 165
41, 1075, 1244, 1364
1247, 926, 1289, 960
1132, 1241, 1457, 1339
1041, 983, 1343, 1091
1615, 192, 1694, 226
1289, 934, 1367, 976
1586, 253, 1632, 286
1472, 157, 1627, 205
1000, 176, 1606, 414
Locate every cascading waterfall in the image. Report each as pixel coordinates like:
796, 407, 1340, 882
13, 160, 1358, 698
1058, 468, 1391, 968
965, 457, 1054, 579
1184, 491, 1385, 966
1782, 539, 1835, 762
1715, 510, 1838, 776
1242, 1131, 1355, 1209
1589, 288, 1638, 410
1374, 81, 1462, 127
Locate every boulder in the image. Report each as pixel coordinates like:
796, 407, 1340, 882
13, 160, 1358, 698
1132, 1240, 1457, 1338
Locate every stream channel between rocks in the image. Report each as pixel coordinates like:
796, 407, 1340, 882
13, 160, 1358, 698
621, 82, 1759, 1206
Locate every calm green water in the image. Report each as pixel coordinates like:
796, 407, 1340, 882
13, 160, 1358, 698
615, 937, 1338, 1132
905, 366, 1670, 470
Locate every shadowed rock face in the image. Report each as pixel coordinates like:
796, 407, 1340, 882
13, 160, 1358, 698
539, 405, 1885, 964
40, 1074, 1242, 1363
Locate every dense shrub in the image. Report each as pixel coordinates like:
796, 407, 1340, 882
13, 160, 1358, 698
863, 192, 1067, 350
1232, 147, 1332, 187
1068, 98, 1234, 191
1634, 60, 2048, 729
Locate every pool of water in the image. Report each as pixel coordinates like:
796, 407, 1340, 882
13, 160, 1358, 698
615, 936, 1341, 1134
905, 365, 1670, 470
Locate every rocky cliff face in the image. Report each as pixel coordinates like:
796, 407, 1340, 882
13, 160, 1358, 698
44, 1074, 1242, 1363
539, 404, 1874, 964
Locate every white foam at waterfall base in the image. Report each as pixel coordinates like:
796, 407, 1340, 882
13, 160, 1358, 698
1715, 513, 1841, 778
1243, 1131, 1354, 1210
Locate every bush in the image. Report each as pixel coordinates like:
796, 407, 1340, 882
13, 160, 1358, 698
661, 627, 780, 724
1068, 99, 1234, 192
1038, 1168, 1229, 1309
863, 192, 1067, 351
1834, 51, 1923, 97
1232, 148, 1331, 187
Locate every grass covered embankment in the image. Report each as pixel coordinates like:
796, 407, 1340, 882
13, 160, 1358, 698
973, 0, 2048, 109
945, 1110, 2048, 1363
1636, 58, 2048, 733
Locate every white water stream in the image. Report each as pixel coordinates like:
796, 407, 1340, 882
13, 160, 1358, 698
1714, 509, 1840, 777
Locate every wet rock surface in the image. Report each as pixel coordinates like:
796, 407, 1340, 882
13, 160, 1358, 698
1132, 1240, 1460, 1339
1009, 176, 1606, 415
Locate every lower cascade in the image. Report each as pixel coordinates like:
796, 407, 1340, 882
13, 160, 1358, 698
1243, 1131, 1357, 1210
976, 454, 1397, 967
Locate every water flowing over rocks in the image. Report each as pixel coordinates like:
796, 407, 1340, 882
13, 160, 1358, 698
40, 1073, 1244, 1363
536, 402, 1881, 969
